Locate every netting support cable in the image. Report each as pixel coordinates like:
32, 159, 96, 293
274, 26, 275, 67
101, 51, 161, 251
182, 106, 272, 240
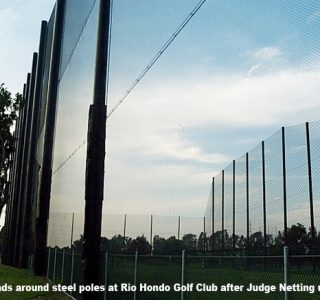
107, 0, 207, 119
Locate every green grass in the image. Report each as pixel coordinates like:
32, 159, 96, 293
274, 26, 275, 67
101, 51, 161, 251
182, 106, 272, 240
42, 253, 320, 299
0, 264, 69, 300
106, 256, 320, 300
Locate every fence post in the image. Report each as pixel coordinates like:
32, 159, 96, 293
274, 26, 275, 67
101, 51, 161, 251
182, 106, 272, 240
134, 250, 138, 300
181, 250, 185, 300
150, 214, 153, 255
53, 247, 57, 282
282, 127, 288, 242
306, 122, 315, 243
203, 216, 206, 254
262, 141, 267, 254
212, 177, 215, 255
46, 247, 51, 279
70, 250, 75, 296
61, 249, 65, 284
103, 252, 108, 300
27, 256, 31, 271
70, 213, 74, 249
31, 255, 34, 271
283, 246, 289, 300
222, 170, 225, 252
232, 160, 236, 255
246, 153, 250, 255
202, 217, 206, 268
123, 214, 127, 253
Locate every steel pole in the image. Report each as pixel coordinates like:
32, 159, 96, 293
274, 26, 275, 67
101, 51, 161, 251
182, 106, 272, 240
34, 0, 65, 276
82, 1, 111, 297
282, 127, 288, 242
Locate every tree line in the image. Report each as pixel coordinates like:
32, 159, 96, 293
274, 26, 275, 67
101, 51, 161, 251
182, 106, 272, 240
66, 223, 319, 256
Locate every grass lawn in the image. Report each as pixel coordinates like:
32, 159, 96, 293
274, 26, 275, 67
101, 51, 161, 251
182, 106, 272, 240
106, 256, 320, 300
0, 264, 69, 300
42, 253, 320, 299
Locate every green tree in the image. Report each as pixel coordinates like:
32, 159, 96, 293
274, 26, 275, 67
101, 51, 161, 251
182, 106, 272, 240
153, 235, 183, 255
182, 233, 197, 253
213, 230, 227, 251
0, 84, 23, 218
287, 223, 308, 255
100, 237, 109, 252
164, 236, 183, 255
109, 234, 128, 253
126, 235, 151, 255
72, 234, 84, 252
153, 235, 167, 254
197, 232, 208, 253
249, 231, 264, 254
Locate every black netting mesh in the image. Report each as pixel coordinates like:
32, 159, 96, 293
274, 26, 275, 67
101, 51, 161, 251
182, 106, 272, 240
47, 0, 99, 247
248, 145, 264, 255
213, 172, 223, 253
224, 163, 234, 254
264, 130, 284, 255
235, 155, 247, 255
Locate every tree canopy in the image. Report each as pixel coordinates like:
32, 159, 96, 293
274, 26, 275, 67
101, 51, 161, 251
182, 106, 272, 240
64, 222, 319, 257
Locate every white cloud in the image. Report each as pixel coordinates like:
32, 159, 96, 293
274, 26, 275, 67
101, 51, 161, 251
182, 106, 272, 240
109, 66, 320, 132
247, 64, 260, 77
246, 47, 283, 76
308, 10, 320, 23
249, 47, 282, 61
47, 58, 320, 220
0, 0, 55, 93
103, 62, 320, 217
142, 131, 231, 164
104, 157, 216, 216
0, 8, 18, 39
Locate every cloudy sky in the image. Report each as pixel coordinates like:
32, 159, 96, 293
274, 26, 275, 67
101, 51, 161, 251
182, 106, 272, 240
2, 1, 320, 236
105, 0, 320, 217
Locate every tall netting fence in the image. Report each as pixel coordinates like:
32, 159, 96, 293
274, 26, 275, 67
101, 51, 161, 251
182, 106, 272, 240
206, 121, 320, 257
224, 163, 234, 255
1, 0, 105, 270
43, 246, 320, 300
1, 5, 57, 267
204, 187, 213, 248
234, 155, 247, 256
47, 213, 206, 255
47, 0, 99, 249
3, 1, 320, 298
204, 121, 320, 299
264, 130, 284, 255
